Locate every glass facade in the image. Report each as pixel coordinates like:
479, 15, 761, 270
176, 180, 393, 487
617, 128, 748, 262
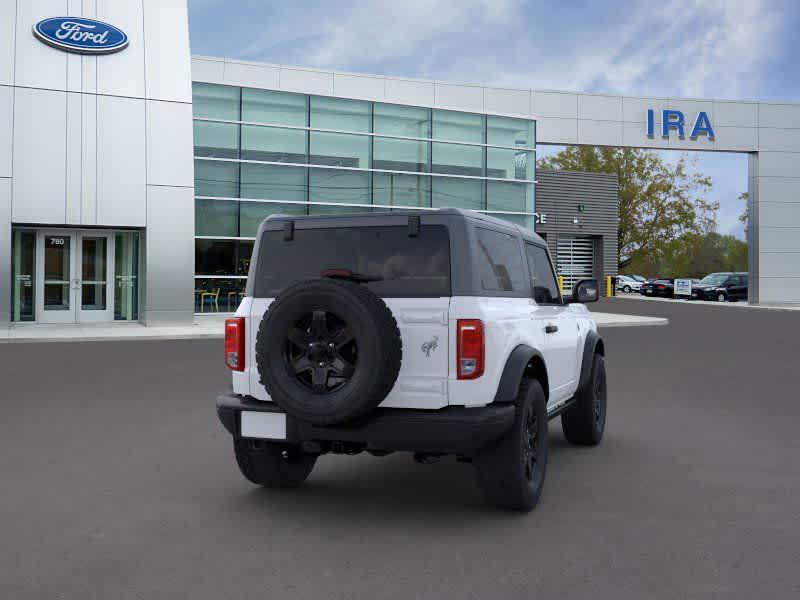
192, 82, 536, 312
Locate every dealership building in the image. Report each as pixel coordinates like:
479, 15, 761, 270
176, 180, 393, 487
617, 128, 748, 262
2, 2, 799, 327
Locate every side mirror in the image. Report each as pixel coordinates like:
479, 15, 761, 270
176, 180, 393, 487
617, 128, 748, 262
567, 278, 599, 303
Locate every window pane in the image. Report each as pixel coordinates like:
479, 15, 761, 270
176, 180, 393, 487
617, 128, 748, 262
238, 241, 254, 275
310, 131, 369, 168
432, 110, 484, 143
241, 125, 306, 163
475, 228, 528, 293
310, 96, 370, 131
486, 148, 533, 180
240, 201, 306, 237
495, 213, 535, 229
432, 142, 483, 176
194, 160, 239, 198
373, 137, 428, 172
373, 173, 430, 207
194, 278, 246, 313
526, 243, 560, 303
195, 239, 236, 275
11, 230, 35, 322
114, 232, 139, 321
254, 225, 450, 297
487, 116, 534, 147
308, 204, 371, 215
487, 181, 533, 213
242, 88, 306, 126
240, 163, 307, 201
192, 83, 240, 120
374, 103, 429, 137
309, 168, 371, 204
193, 121, 239, 158
195, 199, 238, 237
431, 177, 483, 210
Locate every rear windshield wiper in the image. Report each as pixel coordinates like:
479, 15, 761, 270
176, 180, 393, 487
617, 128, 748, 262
320, 268, 384, 283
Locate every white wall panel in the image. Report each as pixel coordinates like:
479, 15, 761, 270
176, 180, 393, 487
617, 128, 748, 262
756, 177, 800, 207
191, 57, 225, 83
435, 82, 483, 112
536, 117, 577, 145
578, 95, 622, 121
713, 126, 757, 152
385, 78, 435, 107
81, 92, 97, 224
533, 91, 577, 119
621, 97, 655, 123
96, 95, 146, 225
757, 152, 800, 178
759, 103, 800, 129
143, 0, 191, 102
11, 87, 66, 223
758, 128, 800, 153
0, 178, 10, 324
0, 85, 12, 178
96, 0, 145, 98
713, 101, 757, 128
146, 100, 193, 187
333, 73, 384, 101
759, 253, 800, 277
144, 184, 194, 324
14, 0, 69, 90
65, 92, 82, 223
0, 0, 15, 85
484, 87, 530, 117
223, 60, 279, 89
758, 277, 800, 303
758, 226, 800, 252
578, 119, 623, 146
279, 67, 334, 95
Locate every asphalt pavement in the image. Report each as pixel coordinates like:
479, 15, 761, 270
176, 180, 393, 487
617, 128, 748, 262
1, 298, 799, 599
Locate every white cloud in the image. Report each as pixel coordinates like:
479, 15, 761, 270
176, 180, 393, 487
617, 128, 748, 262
232, 0, 782, 99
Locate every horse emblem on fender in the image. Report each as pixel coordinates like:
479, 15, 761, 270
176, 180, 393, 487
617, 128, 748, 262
421, 336, 439, 357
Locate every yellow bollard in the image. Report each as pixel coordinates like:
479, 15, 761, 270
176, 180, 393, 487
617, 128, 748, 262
606, 276, 613, 297
558, 276, 564, 294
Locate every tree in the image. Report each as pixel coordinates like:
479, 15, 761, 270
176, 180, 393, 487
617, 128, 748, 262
538, 147, 718, 271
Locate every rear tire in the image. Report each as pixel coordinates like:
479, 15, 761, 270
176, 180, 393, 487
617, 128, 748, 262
473, 380, 548, 511
562, 354, 607, 446
234, 439, 317, 488
717, 292, 727, 302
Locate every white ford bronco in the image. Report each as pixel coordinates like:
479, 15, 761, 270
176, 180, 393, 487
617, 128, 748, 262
217, 209, 606, 510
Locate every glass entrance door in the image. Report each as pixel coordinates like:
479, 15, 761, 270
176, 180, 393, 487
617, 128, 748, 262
35, 231, 114, 323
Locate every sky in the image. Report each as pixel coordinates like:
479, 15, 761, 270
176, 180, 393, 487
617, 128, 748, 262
188, 0, 800, 240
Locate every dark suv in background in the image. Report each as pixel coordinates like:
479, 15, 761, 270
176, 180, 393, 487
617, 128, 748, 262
691, 273, 749, 302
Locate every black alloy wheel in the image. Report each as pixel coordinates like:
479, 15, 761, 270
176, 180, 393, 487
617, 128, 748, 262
285, 310, 357, 393
523, 404, 540, 481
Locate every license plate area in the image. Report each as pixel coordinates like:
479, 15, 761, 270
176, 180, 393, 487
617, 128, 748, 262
241, 411, 287, 440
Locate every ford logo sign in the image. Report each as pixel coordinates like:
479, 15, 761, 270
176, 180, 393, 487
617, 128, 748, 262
33, 17, 128, 55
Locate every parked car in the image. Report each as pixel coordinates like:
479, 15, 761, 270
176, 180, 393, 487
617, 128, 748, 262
640, 279, 674, 297
216, 208, 607, 511
630, 275, 647, 283
691, 272, 748, 302
616, 274, 643, 293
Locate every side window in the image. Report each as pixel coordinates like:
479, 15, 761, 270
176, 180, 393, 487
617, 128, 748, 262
525, 243, 561, 304
474, 228, 528, 294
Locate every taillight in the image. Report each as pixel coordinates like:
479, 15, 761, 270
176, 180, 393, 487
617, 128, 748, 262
657, 284, 665, 290
457, 319, 484, 380
225, 318, 245, 371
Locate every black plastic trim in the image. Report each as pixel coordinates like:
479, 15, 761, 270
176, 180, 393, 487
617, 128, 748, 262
493, 345, 546, 404
216, 392, 516, 455
577, 330, 604, 394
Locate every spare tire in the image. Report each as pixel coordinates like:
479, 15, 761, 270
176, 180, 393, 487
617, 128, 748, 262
256, 279, 402, 425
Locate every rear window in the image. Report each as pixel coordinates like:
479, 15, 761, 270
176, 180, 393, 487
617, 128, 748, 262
474, 228, 528, 295
253, 225, 451, 297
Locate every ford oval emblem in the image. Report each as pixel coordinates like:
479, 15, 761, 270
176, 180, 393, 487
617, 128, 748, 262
33, 17, 128, 55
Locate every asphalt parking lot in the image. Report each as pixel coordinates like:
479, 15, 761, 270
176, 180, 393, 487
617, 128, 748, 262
2, 299, 799, 599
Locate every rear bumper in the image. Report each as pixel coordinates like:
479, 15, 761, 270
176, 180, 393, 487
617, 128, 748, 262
216, 392, 515, 455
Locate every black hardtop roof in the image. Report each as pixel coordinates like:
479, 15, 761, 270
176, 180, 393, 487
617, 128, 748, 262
261, 207, 547, 246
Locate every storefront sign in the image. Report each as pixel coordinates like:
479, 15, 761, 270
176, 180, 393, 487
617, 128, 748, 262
674, 278, 693, 296
534, 213, 547, 224
647, 109, 715, 140
33, 17, 128, 54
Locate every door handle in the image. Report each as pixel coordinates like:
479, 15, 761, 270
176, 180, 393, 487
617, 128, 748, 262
545, 324, 558, 334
